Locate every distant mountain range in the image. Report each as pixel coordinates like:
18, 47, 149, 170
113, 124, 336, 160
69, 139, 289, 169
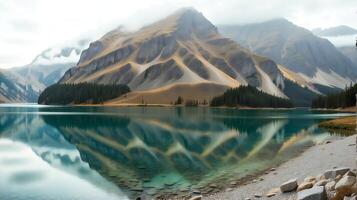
0, 39, 90, 103
218, 19, 357, 90
59, 8, 319, 105
312, 25, 357, 37
2, 9, 357, 106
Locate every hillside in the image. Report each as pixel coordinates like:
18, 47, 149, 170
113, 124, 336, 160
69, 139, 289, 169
57, 8, 317, 105
218, 19, 357, 91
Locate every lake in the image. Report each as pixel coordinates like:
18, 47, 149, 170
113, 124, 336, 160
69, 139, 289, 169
0, 104, 354, 199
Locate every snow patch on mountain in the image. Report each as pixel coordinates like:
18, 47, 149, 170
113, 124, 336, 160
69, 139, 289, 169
255, 66, 287, 98
299, 68, 354, 89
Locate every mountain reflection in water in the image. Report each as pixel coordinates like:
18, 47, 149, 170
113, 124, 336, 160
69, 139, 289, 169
0, 106, 353, 199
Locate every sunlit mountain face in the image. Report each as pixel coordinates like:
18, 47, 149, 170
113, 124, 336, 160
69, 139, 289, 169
0, 105, 353, 199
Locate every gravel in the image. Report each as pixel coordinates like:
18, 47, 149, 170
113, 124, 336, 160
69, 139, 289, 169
204, 135, 356, 200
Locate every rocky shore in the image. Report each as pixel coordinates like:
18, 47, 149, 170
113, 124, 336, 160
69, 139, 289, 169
203, 134, 356, 200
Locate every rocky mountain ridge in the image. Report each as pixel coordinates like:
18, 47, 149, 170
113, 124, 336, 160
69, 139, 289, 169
59, 8, 316, 105
218, 19, 357, 90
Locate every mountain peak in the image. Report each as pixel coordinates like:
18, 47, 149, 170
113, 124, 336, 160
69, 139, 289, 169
143, 7, 218, 39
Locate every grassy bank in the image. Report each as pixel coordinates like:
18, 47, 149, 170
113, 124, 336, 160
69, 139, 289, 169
318, 116, 356, 135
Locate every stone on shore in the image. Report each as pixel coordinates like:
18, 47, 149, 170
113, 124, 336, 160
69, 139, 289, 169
304, 176, 316, 183
297, 186, 327, 200
254, 194, 262, 198
325, 181, 336, 191
324, 167, 350, 179
345, 170, 356, 177
225, 188, 234, 192
336, 168, 351, 176
335, 176, 356, 190
315, 179, 329, 186
189, 195, 202, 200
297, 181, 314, 191
266, 192, 276, 197
324, 170, 335, 179
280, 178, 298, 192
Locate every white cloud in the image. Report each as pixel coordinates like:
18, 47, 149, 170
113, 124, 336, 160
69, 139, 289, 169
0, 0, 356, 68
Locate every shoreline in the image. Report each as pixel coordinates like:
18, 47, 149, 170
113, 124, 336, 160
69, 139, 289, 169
203, 134, 356, 200
311, 107, 356, 113
39, 102, 300, 110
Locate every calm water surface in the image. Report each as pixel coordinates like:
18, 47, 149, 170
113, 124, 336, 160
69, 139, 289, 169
0, 104, 354, 199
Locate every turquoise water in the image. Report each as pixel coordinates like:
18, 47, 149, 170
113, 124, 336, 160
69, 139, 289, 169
0, 104, 354, 199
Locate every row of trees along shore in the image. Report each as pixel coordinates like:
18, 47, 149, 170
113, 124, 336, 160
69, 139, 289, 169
210, 85, 293, 108
172, 85, 293, 108
38, 83, 296, 108
38, 83, 130, 105
311, 83, 357, 108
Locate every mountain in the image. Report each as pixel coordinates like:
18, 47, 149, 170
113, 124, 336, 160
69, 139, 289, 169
312, 25, 357, 37
58, 8, 316, 105
2, 39, 90, 102
218, 19, 357, 90
0, 71, 36, 102
339, 46, 357, 66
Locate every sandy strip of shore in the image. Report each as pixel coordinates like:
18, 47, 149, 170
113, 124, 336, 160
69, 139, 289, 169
204, 134, 356, 200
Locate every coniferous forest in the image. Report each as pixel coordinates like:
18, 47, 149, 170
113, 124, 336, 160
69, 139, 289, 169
38, 83, 130, 105
311, 83, 357, 108
210, 85, 293, 108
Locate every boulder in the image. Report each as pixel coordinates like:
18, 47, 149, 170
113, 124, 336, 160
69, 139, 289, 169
335, 176, 356, 190
315, 180, 329, 186
324, 170, 336, 179
297, 186, 327, 200
324, 168, 350, 180
305, 176, 317, 182
280, 178, 298, 193
189, 195, 202, 200
325, 181, 336, 191
317, 174, 324, 180
298, 181, 314, 191
336, 174, 343, 182
344, 171, 356, 177
336, 168, 351, 177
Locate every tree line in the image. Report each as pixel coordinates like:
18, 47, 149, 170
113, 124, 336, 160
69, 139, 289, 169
38, 83, 130, 105
311, 83, 357, 108
210, 85, 293, 108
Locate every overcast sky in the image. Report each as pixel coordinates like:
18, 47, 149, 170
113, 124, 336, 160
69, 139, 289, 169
1, 0, 356, 68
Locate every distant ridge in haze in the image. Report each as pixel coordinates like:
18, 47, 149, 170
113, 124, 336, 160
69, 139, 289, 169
312, 25, 357, 37
219, 19, 357, 90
